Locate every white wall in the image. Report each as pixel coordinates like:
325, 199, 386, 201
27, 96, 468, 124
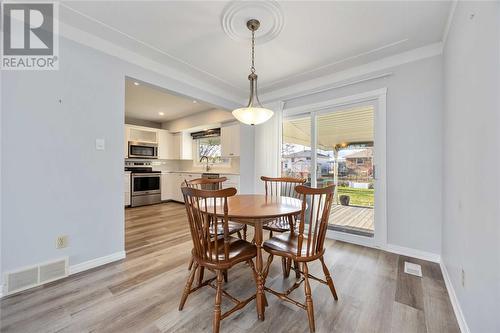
253, 101, 284, 193
1, 34, 242, 278
442, 2, 500, 332
283, 56, 443, 255
239, 124, 256, 194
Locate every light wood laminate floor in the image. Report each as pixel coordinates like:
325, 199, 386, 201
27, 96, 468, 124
1, 202, 460, 333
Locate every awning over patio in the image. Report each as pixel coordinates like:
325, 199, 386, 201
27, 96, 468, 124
283, 106, 374, 149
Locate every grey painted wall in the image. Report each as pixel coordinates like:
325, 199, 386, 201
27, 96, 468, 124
1, 35, 249, 276
442, 2, 500, 332
2, 38, 125, 273
285, 56, 443, 254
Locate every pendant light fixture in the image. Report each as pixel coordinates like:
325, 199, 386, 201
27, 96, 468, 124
232, 19, 274, 126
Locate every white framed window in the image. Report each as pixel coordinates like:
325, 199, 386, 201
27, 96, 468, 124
194, 137, 230, 166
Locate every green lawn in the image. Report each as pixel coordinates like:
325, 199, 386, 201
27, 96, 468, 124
337, 186, 374, 207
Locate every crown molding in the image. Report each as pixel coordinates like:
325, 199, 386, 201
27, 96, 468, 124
60, 3, 246, 96
261, 42, 443, 103
58, 3, 445, 110
58, 22, 243, 111
261, 38, 408, 91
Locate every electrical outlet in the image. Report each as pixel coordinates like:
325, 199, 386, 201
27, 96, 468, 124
461, 268, 465, 287
56, 235, 68, 249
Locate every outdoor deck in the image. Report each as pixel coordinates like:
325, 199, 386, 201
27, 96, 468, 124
329, 204, 374, 234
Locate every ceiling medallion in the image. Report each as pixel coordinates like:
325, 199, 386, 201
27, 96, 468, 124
221, 0, 284, 44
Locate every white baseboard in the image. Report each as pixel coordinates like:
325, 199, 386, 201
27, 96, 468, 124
440, 261, 470, 333
385, 243, 441, 263
69, 251, 126, 275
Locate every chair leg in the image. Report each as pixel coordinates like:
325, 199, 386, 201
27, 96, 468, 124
223, 270, 228, 283
269, 230, 273, 238
319, 256, 338, 300
197, 266, 205, 287
293, 260, 300, 279
303, 262, 315, 333
237, 231, 243, 239
263, 254, 274, 308
179, 263, 198, 311
243, 225, 247, 241
213, 270, 223, 333
188, 256, 194, 270
281, 257, 289, 278
285, 258, 292, 277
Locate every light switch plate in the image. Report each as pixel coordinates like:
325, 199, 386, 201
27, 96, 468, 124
95, 138, 105, 150
404, 262, 422, 277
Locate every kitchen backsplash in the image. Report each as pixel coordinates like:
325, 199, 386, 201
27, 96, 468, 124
125, 157, 240, 174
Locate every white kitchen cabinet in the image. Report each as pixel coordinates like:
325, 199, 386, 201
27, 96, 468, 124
158, 130, 172, 160
161, 174, 169, 201
171, 132, 193, 160
168, 172, 201, 202
124, 173, 131, 206
221, 174, 240, 191
221, 123, 240, 157
127, 126, 158, 143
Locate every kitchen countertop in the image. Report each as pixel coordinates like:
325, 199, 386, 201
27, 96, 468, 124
161, 171, 240, 175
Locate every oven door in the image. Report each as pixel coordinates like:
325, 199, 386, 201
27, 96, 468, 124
128, 142, 158, 159
131, 174, 161, 196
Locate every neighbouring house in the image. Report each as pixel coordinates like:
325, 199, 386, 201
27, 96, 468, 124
281, 150, 331, 179
343, 148, 373, 177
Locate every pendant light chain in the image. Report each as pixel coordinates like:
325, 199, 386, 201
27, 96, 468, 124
231, 19, 274, 126
251, 29, 256, 74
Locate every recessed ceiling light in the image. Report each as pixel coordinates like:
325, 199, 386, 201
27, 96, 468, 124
133, 82, 140, 86
192, 100, 197, 103
158, 112, 164, 116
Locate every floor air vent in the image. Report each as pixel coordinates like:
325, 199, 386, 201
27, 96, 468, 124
5, 258, 68, 295
404, 261, 422, 277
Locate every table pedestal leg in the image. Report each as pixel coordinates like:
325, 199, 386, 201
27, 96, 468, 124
254, 222, 265, 320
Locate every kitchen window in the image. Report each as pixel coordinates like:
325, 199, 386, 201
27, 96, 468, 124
195, 137, 229, 165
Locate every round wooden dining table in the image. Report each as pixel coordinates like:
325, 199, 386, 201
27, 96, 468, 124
205, 194, 303, 321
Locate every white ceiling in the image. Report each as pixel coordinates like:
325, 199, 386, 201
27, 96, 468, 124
284, 106, 374, 148
125, 79, 214, 122
61, 1, 451, 100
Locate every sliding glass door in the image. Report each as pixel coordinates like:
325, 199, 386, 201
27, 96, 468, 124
281, 115, 312, 185
282, 104, 377, 240
316, 106, 375, 237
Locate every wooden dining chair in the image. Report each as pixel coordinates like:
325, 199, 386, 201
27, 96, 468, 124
261, 176, 306, 236
184, 177, 247, 283
185, 178, 246, 241
179, 186, 257, 333
262, 185, 338, 333
261, 176, 306, 277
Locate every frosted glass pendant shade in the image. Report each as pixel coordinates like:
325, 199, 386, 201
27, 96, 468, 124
232, 107, 274, 125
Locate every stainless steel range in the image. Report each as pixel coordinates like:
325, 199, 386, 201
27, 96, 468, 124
125, 161, 161, 207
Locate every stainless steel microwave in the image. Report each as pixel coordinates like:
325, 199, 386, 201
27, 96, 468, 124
128, 141, 158, 159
